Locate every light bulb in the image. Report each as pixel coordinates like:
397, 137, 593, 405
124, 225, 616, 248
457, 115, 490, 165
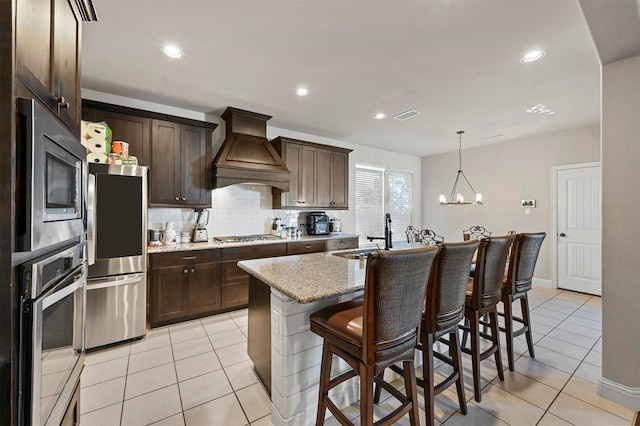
456, 193, 464, 203
439, 194, 447, 204
476, 193, 482, 203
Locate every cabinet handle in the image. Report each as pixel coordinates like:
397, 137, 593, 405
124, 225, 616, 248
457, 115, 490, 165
182, 256, 196, 260
182, 197, 186, 201
175, 196, 179, 201
304, 245, 311, 249
53, 95, 70, 109
191, 268, 195, 273
183, 269, 188, 274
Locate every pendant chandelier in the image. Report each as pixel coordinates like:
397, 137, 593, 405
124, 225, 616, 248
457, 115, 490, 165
439, 131, 483, 205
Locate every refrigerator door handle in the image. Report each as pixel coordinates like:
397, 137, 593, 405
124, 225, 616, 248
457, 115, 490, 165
87, 273, 145, 290
87, 174, 96, 266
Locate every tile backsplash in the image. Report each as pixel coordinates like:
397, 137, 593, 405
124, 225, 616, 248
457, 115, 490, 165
148, 184, 345, 238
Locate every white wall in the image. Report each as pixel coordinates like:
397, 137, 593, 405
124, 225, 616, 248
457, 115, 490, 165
82, 90, 422, 237
421, 124, 600, 281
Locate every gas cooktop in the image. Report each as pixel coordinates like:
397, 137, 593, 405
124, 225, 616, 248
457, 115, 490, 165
214, 234, 282, 243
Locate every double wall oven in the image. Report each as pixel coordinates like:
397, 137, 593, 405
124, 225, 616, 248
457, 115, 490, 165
16, 98, 88, 426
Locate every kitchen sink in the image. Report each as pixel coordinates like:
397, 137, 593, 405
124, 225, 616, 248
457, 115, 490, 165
331, 248, 376, 259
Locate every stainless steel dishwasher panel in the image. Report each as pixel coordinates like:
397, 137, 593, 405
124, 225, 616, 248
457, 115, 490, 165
85, 273, 146, 349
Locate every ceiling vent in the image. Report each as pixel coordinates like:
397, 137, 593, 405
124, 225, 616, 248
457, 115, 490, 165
393, 110, 421, 121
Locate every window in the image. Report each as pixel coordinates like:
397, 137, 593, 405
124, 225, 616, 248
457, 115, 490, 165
388, 169, 413, 240
355, 165, 384, 245
355, 164, 413, 245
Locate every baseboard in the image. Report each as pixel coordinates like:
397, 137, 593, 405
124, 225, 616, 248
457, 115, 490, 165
598, 376, 640, 411
532, 277, 552, 288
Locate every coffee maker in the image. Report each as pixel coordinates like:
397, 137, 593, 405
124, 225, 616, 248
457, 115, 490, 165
192, 209, 210, 242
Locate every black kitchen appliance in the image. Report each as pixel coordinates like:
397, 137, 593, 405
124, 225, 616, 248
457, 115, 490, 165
306, 212, 330, 235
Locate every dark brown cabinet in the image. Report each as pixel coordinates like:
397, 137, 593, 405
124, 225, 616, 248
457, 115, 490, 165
286, 240, 326, 255
317, 148, 349, 208
272, 137, 351, 209
82, 106, 151, 166
149, 250, 221, 327
16, 0, 84, 133
150, 119, 211, 207
221, 244, 287, 309
326, 237, 359, 251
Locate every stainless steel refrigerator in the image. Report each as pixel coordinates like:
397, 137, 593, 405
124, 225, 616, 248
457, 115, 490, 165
86, 163, 147, 349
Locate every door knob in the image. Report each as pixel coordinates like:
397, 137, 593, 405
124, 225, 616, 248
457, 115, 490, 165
559, 233, 566, 237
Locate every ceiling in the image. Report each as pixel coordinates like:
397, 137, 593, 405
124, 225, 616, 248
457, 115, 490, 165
81, 0, 604, 157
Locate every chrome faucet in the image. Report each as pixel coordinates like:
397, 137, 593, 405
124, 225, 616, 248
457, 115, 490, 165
366, 213, 393, 250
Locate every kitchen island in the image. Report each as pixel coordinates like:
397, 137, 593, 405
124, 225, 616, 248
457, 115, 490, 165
238, 246, 411, 426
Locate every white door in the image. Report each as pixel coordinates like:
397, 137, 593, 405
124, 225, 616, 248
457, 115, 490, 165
556, 164, 601, 295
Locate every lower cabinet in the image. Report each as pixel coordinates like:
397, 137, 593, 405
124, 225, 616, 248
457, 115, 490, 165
149, 249, 221, 327
221, 244, 287, 309
148, 237, 358, 327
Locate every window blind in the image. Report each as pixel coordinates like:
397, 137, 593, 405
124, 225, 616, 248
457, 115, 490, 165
355, 165, 384, 245
388, 169, 413, 242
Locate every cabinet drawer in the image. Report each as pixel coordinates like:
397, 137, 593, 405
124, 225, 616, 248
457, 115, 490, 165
287, 240, 326, 255
151, 249, 220, 269
326, 238, 358, 251
221, 243, 287, 261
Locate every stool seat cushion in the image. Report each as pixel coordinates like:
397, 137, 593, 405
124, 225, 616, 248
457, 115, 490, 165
310, 299, 364, 348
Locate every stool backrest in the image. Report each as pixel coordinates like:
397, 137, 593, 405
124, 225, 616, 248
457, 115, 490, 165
363, 246, 439, 365
463, 225, 491, 241
423, 241, 479, 336
505, 232, 546, 295
469, 235, 516, 309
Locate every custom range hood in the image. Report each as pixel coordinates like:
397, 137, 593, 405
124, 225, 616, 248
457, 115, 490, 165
213, 107, 290, 191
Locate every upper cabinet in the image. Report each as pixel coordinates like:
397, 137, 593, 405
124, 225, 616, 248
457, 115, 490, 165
271, 137, 352, 210
150, 120, 211, 208
16, 0, 97, 134
82, 100, 217, 208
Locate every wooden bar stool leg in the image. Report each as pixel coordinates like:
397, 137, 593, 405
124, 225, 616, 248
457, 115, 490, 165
490, 310, 504, 380
469, 311, 482, 402
316, 343, 332, 426
359, 364, 375, 426
422, 333, 435, 426
502, 296, 516, 371
403, 360, 420, 426
521, 294, 535, 358
449, 331, 467, 414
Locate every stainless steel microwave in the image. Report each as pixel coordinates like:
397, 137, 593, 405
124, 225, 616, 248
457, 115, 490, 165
17, 98, 87, 252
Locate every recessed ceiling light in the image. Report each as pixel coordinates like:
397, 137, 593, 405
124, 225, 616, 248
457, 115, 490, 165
520, 50, 545, 63
162, 45, 183, 59
296, 88, 309, 96
526, 103, 555, 115
373, 113, 387, 120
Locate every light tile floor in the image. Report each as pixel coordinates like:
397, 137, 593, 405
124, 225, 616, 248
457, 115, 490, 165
79, 288, 637, 426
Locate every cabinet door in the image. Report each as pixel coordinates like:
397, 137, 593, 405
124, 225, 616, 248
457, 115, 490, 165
96, 111, 151, 166
52, 0, 81, 133
221, 262, 249, 309
181, 125, 211, 207
281, 142, 302, 207
299, 145, 317, 206
150, 120, 181, 205
316, 148, 333, 207
16, 0, 52, 108
189, 261, 220, 315
151, 265, 190, 325
330, 150, 349, 208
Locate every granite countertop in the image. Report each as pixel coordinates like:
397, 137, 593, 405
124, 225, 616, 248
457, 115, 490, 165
238, 241, 422, 304
147, 234, 358, 254
238, 252, 367, 303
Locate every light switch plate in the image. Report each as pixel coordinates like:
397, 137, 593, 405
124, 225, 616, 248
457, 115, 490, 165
521, 199, 536, 208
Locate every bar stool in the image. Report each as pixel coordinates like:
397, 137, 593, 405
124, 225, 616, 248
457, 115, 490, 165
376, 240, 479, 426
459, 234, 515, 402
500, 232, 546, 371
310, 246, 439, 426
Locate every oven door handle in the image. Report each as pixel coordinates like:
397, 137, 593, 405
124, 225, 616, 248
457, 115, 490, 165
87, 173, 96, 266
42, 265, 86, 310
